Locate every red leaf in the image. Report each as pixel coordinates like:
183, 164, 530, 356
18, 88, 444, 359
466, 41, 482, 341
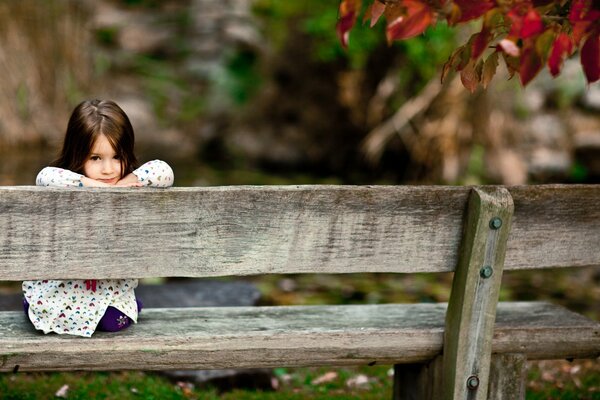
471, 10, 500, 60
472, 27, 491, 60
521, 7, 544, 38
581, 30, 600, 83
452, 0, 495, 23
548, 33, 574, 77
573, 21, 594, 45
482, 51, 500, 89
520, 39, 544, 85
569, 0, 600, 43
337, 0, 361, 48
569, 0, 600, 23
367, 0, 386, 27
460, 58, 482, 92
442, 45, 467, 82
508, 4, 545, 40
502, 51, 521, 79
386, 0, 434, 42
507, 7, 524, 39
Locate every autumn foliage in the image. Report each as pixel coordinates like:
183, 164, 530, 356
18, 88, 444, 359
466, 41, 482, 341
337, 0, 600, 91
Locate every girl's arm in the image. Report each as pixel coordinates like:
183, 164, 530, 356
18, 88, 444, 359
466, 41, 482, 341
36, 167, 138, 187
127, 160, 174, 188
36, 167, 86, 187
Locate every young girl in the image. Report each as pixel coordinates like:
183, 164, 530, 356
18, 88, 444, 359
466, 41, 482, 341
23, 99, 174, 337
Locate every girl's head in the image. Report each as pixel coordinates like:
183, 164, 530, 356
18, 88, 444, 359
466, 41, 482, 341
54, 99, 138, 180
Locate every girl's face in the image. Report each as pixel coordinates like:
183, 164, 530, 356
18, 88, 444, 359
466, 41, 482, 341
83, 134, 122, 185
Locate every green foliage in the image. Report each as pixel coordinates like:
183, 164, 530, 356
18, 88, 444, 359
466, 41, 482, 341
128, 55, 206, 124
223, 50, 262, 105
569, 161, 588, 183
252, 0, 454, 71
301, 4, 384, 69
396, 23, 456, 84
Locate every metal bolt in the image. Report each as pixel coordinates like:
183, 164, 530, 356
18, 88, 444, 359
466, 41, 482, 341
466, 375, 480, 390
489, 217, 502, 230
480, 266, 493, 279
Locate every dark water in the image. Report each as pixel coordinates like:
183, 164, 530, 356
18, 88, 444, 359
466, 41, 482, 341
0, 147, 49, 185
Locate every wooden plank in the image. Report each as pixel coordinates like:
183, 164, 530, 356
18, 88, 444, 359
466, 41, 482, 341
443, 187, 514, 400
487, 354, 526, 400
0, 302, 598, 372
0, 185, 598, 280
507, 185, 600, 270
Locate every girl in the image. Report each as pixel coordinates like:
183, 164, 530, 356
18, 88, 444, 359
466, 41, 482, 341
23, 99, 174, 337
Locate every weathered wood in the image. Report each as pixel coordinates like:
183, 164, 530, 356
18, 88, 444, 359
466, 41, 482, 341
443, 187, 514, 400
393, 356, 443, 400
0, 185, 598, 280
487, 354, 527, 400
1, 302, 598, 372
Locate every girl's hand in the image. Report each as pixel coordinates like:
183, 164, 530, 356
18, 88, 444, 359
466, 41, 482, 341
81, 177, 112, 187
115, 173, 143, 187
81, 175, 142, 187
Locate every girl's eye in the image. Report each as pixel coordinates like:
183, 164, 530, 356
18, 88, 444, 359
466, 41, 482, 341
90, 156, 100, 161
113, 155, 121, 160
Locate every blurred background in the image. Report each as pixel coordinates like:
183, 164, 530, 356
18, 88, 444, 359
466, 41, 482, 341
0, 0, 599, 187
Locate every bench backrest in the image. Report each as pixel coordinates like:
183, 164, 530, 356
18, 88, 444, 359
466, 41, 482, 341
0, 185, 598, 280
2, 184, 598, 400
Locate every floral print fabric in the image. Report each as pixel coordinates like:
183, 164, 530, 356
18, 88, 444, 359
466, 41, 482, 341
24, 160, 174, 337
23, 279, 139, 337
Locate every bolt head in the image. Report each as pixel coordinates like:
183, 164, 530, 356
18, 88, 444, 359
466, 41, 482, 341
480, 266, 493, 278
467, 375, 480, 390
490, 217, 502, 230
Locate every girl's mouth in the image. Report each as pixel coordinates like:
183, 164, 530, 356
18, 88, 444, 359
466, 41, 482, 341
98, 178, 118, 184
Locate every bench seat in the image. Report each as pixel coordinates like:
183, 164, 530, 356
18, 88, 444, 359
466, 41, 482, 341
1, 301, 598, 372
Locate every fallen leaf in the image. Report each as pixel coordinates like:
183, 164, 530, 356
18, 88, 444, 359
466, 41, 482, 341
346, 374, 370, 388
55, 384, 69, 398
311, 371, 338, 385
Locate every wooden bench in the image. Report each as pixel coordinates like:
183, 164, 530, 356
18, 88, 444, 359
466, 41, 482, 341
0, 185, 599, 399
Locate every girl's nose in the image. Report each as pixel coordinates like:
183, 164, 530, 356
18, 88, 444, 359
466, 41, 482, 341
102, 160, 114, 174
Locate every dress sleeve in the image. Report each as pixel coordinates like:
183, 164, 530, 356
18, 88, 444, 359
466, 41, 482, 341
36, 167, 84, 187
132, 160, 174, 188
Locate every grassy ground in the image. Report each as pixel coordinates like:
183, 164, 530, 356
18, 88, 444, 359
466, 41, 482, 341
1, 361, 599, 399
1, 268, 599, 399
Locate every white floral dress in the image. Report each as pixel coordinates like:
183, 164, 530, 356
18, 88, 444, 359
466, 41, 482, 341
23, 160, 174, 337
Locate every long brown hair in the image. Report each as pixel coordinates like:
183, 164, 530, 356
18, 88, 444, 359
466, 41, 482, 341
53, 99, 138, 177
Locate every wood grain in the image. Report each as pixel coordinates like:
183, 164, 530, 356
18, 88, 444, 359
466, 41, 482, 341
487, 354, 527, 400
0, 302, 598, 372
443, 187, 514, 400
0, 185, 598, 280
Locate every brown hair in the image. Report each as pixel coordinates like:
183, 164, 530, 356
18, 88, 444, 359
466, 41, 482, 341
53, 99, 138, 177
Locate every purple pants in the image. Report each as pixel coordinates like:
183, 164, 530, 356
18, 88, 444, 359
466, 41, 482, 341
23, 298, 143, 332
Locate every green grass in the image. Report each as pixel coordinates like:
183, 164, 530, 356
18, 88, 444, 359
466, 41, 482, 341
1, 366, 393, 400
2, 361, 599, 399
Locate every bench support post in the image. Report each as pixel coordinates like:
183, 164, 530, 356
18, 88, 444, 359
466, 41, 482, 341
442, 187, 514, 400
487, 353, 527, 400
393, 356, 443, 400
